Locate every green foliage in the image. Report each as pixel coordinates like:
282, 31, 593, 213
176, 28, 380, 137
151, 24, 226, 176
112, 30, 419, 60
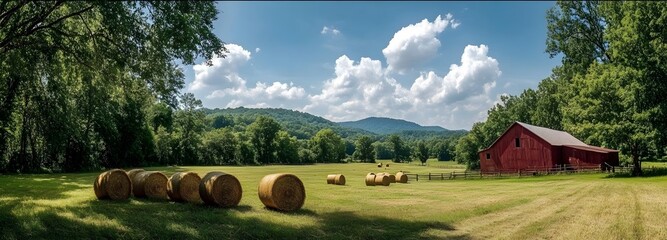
201, 128, 238, 165
353, 135, 376, 163
388, 135, 411, 163
247, 116, 282, 164
203, 107, 372, 139
339, 117, 452, 135
0, 1, 223, 172
563, 63, 655, 176
275, 130, 300, 164
373, 141, 393, 160
310, 129, 346, 163
415, 141, 429, 165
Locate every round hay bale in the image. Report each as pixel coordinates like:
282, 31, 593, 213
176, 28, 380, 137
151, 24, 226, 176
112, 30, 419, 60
167, 172, 202, 203
132, 171, 168, 199
377, 163, 382, 168
396, 172, 408, 183
326, 174, 336, 184
258, 173, 305, 212
374, 174, 390, 186
386, 174, 396, 183
94, 169, 131, 200
386, 163, 390, 167
126, 169, 145, 183
334, 174, 346, 185
365, 173, 376, 186
199, 172, 242, 207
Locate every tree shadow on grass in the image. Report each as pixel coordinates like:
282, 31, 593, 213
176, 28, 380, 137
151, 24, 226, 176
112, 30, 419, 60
0, 172, 471, 239
605, 167, 667, 178
0, 198, 470, 239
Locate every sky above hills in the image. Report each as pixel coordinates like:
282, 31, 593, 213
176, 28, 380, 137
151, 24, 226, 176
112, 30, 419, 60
181, 2, 561, 130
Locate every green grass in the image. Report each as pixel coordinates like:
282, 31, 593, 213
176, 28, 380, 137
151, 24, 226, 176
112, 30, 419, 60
1, 162, 667, 239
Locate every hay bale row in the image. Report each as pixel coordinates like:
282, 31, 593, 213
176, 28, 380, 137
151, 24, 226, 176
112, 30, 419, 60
95, 170, 307, 213
168, 172, 202, 203
395, 171, 408, 183
199, 171, 242, 208
132, 171, 169, 199
365, 173, 376, 186
377, 172, 396, 183
259, 173, 305, 212
326, 174, 345, 185
374, 174, 390, 186
94, 169, 132, 200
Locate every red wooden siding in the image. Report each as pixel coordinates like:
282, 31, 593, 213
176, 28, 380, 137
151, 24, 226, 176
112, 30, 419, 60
479, 122, 620, 173
479, 124, 556, 172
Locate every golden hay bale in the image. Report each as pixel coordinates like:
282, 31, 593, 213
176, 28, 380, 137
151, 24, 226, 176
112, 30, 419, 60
199, 172, 242, 207
126, 169, 145, 183
167, 172, 202, 203
334, 174, 346, 185
326, 174, 336, 184
374, 174, 390, 186
132, 171, 169, 199
396, 172, 408, 183
94, 169, 131, 200
377, 163, 382, 168
258, 173, 305, 212
386, 174, 396, 183
365, 173, 376, 186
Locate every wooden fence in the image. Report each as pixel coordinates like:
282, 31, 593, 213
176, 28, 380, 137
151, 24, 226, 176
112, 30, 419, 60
402, 165, 635, 182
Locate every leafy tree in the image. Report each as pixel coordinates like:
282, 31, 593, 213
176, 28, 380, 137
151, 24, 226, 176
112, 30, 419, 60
373, 141, 393, 160
275, 130, 300, 164
353, 135, 376, 163
415, 141, 429, 165
310, 128, 345, 163
432, 138, 455, 161
546, 1, 610, 75
202, 128, 238, 165
173, 93, 206, 165
563, 63, 654, 176
154, 126, 174, 165
0, 1, 223, 172
247, 116, 281, 164
298, 148, 316, 164
387, 135, 410, 163
210, 114, 234, 129
149, 102, 174, 132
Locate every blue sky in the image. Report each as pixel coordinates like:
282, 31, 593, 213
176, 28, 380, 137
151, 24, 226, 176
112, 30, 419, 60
182, 2, 561, 130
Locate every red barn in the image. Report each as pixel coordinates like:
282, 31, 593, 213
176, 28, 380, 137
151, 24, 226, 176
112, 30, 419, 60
479, 122, 619, 173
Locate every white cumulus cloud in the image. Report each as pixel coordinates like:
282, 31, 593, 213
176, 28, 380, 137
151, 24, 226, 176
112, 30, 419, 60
410, 44, 501, 105
189, 44, 251, 91
382, 14, 458, 74
191, 43, 307, 109
304, 44, 500, 129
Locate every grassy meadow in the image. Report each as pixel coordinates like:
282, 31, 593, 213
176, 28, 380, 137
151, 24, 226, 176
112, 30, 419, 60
1, 160, 667, 239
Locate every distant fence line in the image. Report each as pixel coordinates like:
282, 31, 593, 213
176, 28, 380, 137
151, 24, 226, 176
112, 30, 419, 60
402, 165, 642, 181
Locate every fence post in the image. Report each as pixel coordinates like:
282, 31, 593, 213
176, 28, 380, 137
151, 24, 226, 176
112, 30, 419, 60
441, 173, 444, 180
428, 173, 431, 180
416, 174, 419, 181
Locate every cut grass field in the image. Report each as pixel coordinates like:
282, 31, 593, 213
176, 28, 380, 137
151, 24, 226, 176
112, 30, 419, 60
1, 160, 667, 239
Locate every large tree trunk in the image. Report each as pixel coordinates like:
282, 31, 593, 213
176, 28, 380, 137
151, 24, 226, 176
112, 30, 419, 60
632, 152, 642, 177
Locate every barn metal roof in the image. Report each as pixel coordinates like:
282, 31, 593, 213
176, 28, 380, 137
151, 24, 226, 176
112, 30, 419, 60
563, 145, 620, 153
515, 122, 587, 146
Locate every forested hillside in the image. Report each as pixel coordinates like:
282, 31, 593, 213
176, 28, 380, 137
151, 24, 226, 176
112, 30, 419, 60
203, 107, 373, 139
454, 2, 667, 176
339, 117, 456, 134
